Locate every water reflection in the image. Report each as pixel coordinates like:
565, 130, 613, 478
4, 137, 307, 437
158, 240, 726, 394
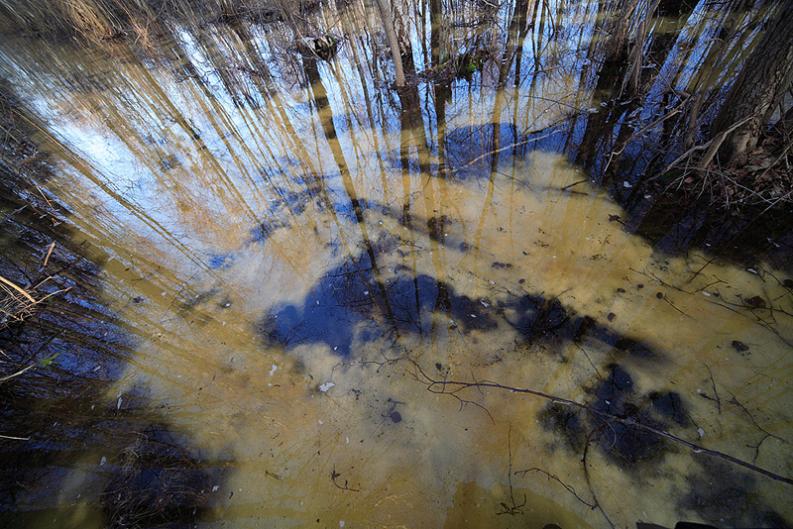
1, 1, 792, 528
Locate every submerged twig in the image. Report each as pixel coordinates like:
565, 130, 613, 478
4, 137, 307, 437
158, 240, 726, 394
561, 179, 588, 191
704, 364, 721, 414
0, 433, 30, 441
582, 427, 615, 529
728, 393, 789, 464
0, 362, 36, 383
514, 467, 596, 509
42, 241, 55, 268
496, 425, 526, 516
330, 465, 360, 492
409, 360, 793, 487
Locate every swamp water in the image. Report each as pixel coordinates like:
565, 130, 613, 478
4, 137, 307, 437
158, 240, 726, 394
1, 2, 792, 528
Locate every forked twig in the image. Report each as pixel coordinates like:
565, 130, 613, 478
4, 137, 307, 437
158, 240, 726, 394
409, 360, 793, 486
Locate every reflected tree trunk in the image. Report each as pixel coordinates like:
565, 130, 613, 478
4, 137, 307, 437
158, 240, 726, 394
574, 1, 631, 173
375, 0, 406, 86
710, 1, 793, 165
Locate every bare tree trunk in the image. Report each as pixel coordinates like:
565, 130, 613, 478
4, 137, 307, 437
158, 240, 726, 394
711, 1, 793, 165
374, 0, 406, 87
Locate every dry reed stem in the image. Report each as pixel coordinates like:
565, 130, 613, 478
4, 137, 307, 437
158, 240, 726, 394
0, 273, 35, 303
43, 242, 55, 268
0, 363, 36, 383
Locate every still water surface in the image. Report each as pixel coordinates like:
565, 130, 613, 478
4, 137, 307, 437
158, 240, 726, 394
1, 1, 792, 527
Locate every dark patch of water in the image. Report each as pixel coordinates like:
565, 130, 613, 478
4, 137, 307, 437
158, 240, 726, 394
257, 251, 496, 356
539, 364, 691, 469
503, 296, 661, 361
679, 458, 791, 528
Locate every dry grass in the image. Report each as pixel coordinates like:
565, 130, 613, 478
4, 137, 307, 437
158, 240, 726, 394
0, 274, 37, 330
0, 0, 299, 43
0, 0, 120, 42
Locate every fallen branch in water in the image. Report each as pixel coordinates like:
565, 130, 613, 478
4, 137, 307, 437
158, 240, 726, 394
456, 128, 564, 171
42, 242, 55, 268
408, 360, 793, 487
728, 392, 789, 464
454, 113, 580, 172
582, 427, 615, 529
561, 179, 589, 191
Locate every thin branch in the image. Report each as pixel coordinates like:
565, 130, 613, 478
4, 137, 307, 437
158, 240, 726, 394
496, 424, 526, 515
514, 467, 596, 509
582, 427, 615, 529
409, 360, 793, 487
0, 362, 36, 383
704, 364, 721, 414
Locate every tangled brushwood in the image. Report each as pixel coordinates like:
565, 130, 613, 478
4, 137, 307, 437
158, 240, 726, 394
662, 122, 793, 210
0, 276, 37, 331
